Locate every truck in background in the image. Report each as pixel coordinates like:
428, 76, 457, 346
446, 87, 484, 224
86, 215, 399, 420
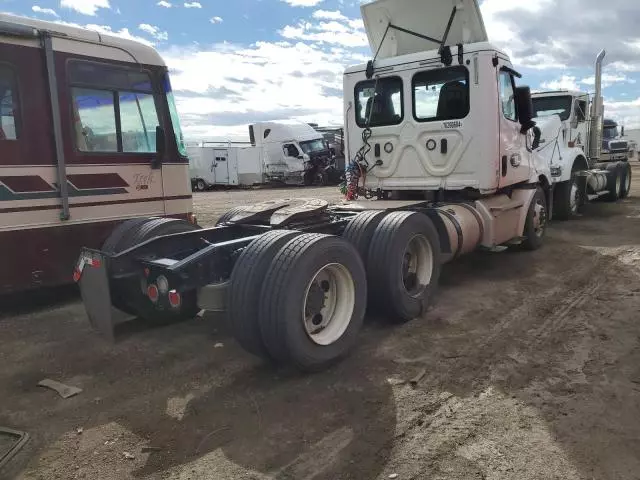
0, 14, 196, 295
531, 50, 631, 219
188, 120, 333, 190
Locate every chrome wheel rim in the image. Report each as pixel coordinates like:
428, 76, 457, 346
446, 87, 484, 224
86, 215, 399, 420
303, 263, 355, 346
615, 175, 621, 196
570, 181, 579, 214
402, 234, 434, 297
533, 198, 547, 238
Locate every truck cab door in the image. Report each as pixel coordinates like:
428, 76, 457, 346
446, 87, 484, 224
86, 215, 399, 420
498, 68, 530, 188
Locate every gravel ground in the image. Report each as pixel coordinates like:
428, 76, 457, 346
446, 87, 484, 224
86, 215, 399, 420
2, 168, 640, 479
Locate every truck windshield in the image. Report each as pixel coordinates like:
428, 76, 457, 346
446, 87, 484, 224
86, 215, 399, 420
299, 139, 326, 154
163, 73, 188, 157
532, 95, 573, 121
603, 126, 619, 139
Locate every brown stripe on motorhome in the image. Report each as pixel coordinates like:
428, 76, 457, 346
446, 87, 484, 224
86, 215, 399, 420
0, 194, 193, 214
0, 175, 54, 192
67, 173, 129, 189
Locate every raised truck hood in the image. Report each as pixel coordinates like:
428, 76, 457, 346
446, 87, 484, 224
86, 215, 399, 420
361, 0, 488, 59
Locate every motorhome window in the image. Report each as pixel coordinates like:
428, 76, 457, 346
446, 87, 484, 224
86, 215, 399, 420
118, 92, 160, 153
72, 88, 119, 152
216, 156, 226, 161
163, 73, 188, 157
355, 77, 403, 128
412, 67, 469, 122
300, 139, 326, 154
0, 66, 19, 140
531, 95, 572, 121
69, 61, 153, 93
499, 71, 517, 121
264, 129, 271, 139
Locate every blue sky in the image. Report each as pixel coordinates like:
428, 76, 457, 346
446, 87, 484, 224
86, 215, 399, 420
2, 0, 640, 139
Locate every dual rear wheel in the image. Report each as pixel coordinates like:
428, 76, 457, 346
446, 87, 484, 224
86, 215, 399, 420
226, 210, 443, 371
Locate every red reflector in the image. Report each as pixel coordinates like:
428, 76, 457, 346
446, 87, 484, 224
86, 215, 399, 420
168, 290, 181, 308
568, 141, 575, 148
73, 269, 81, 283
147, 284, 159, 302
144, 268, 150, 277
91, 259, 102, 268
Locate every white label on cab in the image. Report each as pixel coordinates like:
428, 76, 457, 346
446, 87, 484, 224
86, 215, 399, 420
443, 121, 462, 129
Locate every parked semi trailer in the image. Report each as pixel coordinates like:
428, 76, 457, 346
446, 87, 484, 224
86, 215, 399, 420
75, 0, 556, 371
531, 51, 631, 219
0, 14, 196, 295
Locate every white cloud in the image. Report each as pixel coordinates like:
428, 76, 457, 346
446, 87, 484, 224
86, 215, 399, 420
210, 16, 223, 24
139, 23, 168, 41
60, 0, 110, 16
184, 2, 202, 8
281, 0, 324, 7
279, 18, 367, 47
157, 0, 172, 7
32, 5, 59, 17
540, 75, 580, 91
580, 73, 637, 88
160, 39, 365, 140
312, 9, 346, 21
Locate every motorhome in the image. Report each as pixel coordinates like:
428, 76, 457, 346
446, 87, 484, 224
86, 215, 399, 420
0, 14, 195, 294
187, 121, 332, 189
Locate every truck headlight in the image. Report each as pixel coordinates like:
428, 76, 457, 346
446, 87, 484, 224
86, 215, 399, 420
602, 149, 610, 154
550, 166, 562, 177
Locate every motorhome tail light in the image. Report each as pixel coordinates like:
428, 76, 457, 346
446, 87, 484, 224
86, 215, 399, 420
72, 268, 81, 283
168, 290, 181, 308
568, 141, 575, 147
156, 275, 169, 294
147, 284, 159, 303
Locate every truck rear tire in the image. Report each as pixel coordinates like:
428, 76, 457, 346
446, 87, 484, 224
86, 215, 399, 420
342, 210, 389, 262
227, 230, 302, 359
366, 211, 442, 323
553, 175, 582, 220
216, 206, 248, 225
259, 234, 367, 372
620, 162, 632, 199
605, 163, 622, 201
103, 217, 201, 321
520, 187, 547, 251
196, 179, 206, 191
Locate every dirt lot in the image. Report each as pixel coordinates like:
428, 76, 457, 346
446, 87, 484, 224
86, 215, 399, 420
3, 172, 640, 480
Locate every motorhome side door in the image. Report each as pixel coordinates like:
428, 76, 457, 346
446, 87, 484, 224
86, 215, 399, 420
497, 67, 530, 188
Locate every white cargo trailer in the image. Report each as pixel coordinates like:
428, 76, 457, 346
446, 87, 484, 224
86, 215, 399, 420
188, 143, 263, 190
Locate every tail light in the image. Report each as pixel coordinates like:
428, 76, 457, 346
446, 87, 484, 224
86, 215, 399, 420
147, 284, 159, 303
72, 268, 81, 283
187, 213, 198, 225
168, 290, 181, 308
568, 141, 575, 147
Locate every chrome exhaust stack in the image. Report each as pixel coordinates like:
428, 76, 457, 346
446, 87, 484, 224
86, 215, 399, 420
588, 50, 606, 163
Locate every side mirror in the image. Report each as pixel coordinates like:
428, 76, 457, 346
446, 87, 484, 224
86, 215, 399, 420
154, 126, 165, 169
515, 86, 535, 134
621, 126, 625, 137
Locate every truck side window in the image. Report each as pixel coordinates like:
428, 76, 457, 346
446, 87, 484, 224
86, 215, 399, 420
412, 66, 469, 122
575, 100, 587, 122
355, 76, 403, 128
499, 70, 517, 121
0, 65, 19, 140
69, 60, 160, 153
283, 144, 299, 157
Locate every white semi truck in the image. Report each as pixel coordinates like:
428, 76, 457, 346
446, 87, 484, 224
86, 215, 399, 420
75, 0, 616, 372
187, 120, 333, 190
531, 51, 631, 219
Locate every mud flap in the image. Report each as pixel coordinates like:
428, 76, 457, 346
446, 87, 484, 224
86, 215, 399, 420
76, 249, 116, 342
